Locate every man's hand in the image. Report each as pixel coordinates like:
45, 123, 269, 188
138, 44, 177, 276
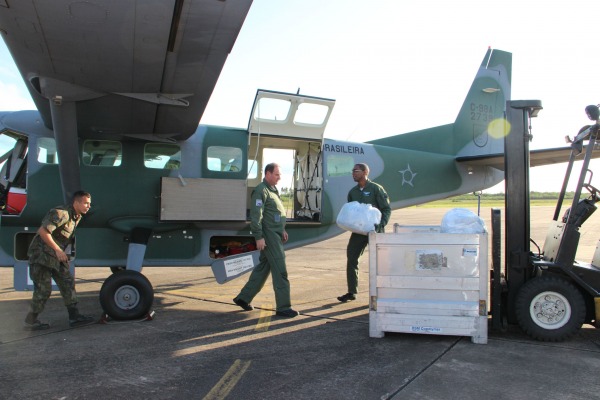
54, 248, 68, 262
256, 238, 266, 251
282, 231, 288, 243
38, 227, 68, 262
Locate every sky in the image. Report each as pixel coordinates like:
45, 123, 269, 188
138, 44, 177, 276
2, 0, 600, 193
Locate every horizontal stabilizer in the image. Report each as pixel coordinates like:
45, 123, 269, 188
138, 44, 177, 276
456, 146, 600, 171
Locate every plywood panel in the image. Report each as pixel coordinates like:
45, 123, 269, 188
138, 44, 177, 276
160, 177, 247, 221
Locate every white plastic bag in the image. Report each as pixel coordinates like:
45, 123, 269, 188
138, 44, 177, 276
336, 201, 382, 235
440, 208, 486, 233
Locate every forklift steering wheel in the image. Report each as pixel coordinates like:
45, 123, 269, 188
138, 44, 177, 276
583, 183, 599, 201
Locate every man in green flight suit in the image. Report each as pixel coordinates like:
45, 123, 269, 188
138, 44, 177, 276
233, 163, 299, 318
338, 163, 391, 302
23, 190, 96, 330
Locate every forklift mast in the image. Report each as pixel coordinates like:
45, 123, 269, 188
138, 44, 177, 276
503, 100, 543, 324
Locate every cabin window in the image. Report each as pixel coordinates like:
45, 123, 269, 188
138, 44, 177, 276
37, 138, 59, 164
207, 146, 243, 172
82, 140, 122, 167
144, 143, 181, 170
326, 154, 354, 177
253, 97, 291, 123
294, 103, 330, 126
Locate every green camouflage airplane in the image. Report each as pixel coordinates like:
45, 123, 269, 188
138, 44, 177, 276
0, 1, 566, 320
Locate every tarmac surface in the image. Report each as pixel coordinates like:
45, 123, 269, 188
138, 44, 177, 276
1, 206, 600, 400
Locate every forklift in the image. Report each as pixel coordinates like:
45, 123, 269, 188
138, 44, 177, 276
492, 101, 600, 341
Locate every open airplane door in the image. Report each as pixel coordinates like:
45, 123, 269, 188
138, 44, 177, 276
248, 90, 335, 140
248, 90, 335, 222
211, 91, 336, 285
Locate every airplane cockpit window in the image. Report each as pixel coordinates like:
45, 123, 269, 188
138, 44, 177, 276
144, 143, 181, 170
326, 154, 354, 177
0, 135, 17, 172
82, 140, 122, 167
37, 138, 59, 164
207, 146, 243, 172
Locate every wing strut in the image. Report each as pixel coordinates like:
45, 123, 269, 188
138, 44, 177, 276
49, 98, 81, 203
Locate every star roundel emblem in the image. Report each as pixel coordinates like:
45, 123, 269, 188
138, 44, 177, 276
399, 164, 417, 187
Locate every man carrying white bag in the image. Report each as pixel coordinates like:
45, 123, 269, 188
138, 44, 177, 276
335, 163, 391, 302
336, 201, 382, 235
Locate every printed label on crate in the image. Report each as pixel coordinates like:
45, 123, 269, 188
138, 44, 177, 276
415, 250, 446, 270
224, 254, 255, 277
410, 326, 443, 334
462, 247, 478, 257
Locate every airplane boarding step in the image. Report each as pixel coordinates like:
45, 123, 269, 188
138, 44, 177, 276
211, 251, 261, 284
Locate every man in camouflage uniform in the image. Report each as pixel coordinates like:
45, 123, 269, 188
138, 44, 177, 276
233, 163, 299, 318
338, 163, 391, 302
24, 190, 95, 330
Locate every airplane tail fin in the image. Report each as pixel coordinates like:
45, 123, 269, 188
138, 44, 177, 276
368, 48, 511, 158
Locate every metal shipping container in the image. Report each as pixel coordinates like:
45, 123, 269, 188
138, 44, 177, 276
368, 225, 488, 344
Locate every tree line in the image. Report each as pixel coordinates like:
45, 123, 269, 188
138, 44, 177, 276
453, 191, 574, 201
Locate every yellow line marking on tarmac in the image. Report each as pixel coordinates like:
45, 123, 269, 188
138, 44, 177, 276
254, 303, 273, 332
202, 359, 251, 400
174, 308, 368, 357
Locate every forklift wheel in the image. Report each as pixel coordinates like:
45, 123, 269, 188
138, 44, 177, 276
515, 275, 586, 342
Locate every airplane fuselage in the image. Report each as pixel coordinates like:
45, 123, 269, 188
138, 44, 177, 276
0, 111, 502, 271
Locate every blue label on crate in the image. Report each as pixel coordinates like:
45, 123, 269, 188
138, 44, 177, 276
463, 248, 478, 257
411, 326, 442, 333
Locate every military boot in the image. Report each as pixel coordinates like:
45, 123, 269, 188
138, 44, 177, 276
24, 312, 50, 331
67, 305, 95, 327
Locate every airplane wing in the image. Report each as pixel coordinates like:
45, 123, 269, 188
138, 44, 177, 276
0, 0, 253, 141
456, 146, 600, 171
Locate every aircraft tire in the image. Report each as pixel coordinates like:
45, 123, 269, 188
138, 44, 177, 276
515, 275, 585, 342
100, 270, 154, 320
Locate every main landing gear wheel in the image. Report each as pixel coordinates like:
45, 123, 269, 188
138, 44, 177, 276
515, 275, 585, 342
100, 270, 154, 320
